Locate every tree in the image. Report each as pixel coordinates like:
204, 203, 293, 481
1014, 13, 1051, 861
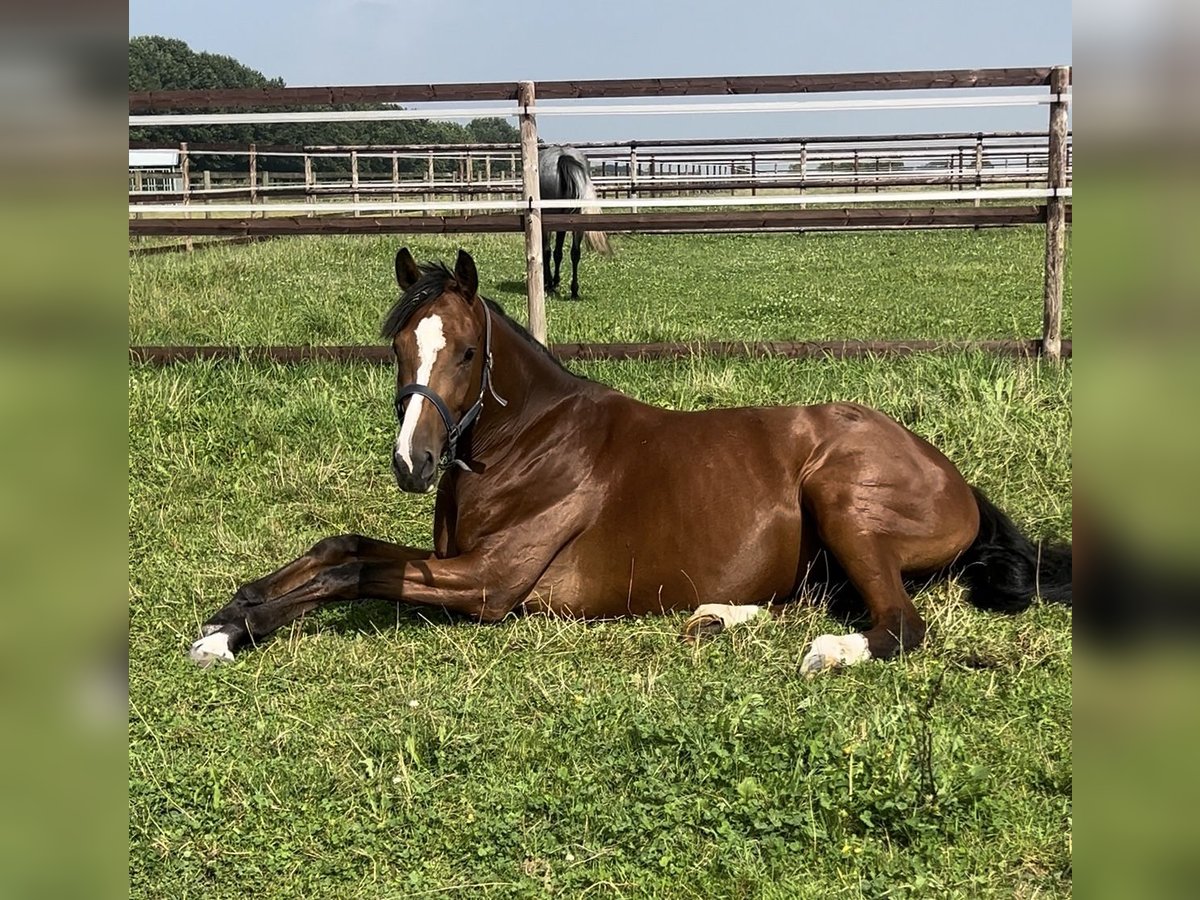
129, 36, 283, 93
466, 118, 520, 145
128, 37, 520, 173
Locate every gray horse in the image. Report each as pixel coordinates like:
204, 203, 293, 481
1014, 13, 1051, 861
538, 144, 611, 299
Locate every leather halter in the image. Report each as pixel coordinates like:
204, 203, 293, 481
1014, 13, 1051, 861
394, 301, 507, 471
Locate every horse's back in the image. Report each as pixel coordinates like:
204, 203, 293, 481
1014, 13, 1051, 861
528, 398, 815, 615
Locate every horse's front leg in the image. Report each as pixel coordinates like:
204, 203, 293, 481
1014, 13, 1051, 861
189, 535, 428, 665
188, 535, 526, 666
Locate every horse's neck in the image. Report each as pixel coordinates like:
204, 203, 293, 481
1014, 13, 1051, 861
465, 316, 573, 458
489, 316, 577, 407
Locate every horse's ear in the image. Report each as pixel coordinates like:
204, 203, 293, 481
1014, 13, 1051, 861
395, 247, 421, 289
454, 249, 479, 302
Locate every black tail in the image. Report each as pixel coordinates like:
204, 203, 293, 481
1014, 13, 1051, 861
556, 152, 611, 255
956, 487, 1072, 612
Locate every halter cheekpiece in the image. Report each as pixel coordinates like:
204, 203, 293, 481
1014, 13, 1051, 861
394, 301, 507, 471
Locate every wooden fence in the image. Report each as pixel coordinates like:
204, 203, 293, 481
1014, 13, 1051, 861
128, 130, 1070, 206
129, 66, 1072, 360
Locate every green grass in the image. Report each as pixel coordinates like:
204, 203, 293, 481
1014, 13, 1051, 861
128, 231, 1072, 898
129, 229, 1070, 345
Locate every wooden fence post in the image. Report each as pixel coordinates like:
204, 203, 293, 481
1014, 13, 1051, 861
351, 150, 360, 217
1042, 65, 1070, 361
391, 151, 399, 205
629, 143, 638, 212
248, 143, 258, 214
179, 142, 190, 202
304, 154, 314, 216
202, 169, 211, 220
799, 142, 807, 209
180, 142, 193, 252
132, 169, 143, 229
519, 81, 547, 345
750, 153, 757, 197
974, 133, 984, 207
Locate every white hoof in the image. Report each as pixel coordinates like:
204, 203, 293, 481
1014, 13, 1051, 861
189, 631, 234, 667
683, 603, 765, 641
801, 633, 871, 676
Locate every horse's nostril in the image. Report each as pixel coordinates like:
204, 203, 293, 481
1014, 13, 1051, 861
420, 451, 436, 480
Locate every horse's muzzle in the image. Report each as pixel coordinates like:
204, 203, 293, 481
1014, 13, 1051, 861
392, 449, 437, 493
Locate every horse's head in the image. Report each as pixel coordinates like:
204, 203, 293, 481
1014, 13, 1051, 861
383, 247, 492, 493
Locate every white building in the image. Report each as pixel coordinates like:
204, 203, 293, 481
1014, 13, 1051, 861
129, 149, 182, 193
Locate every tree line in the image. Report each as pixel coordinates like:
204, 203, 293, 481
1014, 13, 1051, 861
129, 36, 521, 175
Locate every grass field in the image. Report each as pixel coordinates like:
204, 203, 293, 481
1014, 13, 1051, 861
129, 229, 1072, 898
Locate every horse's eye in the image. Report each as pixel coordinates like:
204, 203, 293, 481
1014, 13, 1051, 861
462, 347, 477, 364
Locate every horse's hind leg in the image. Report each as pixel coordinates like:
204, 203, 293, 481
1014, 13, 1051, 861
551, 231, 565, 291
543, 232, 555, 291
799, 532, 926, 676
189, 535, 432, 666
569, 231, 582, 299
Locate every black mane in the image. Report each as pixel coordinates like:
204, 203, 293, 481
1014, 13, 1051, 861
380, 259, 578, 377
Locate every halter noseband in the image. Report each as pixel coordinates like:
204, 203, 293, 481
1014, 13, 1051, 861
394, 301, 507, 471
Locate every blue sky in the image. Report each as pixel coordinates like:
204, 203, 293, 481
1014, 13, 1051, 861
129, 0, 1071, 141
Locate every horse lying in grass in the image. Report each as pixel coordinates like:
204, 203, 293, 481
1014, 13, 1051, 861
190, 248, 1071, 672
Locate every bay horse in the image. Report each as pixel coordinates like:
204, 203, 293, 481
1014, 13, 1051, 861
538, 144, 611, 299
189, 248, 1071, 672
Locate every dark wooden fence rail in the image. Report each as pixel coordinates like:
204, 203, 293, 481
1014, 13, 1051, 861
129, 339, 1070, 366
129, 67, 1065, 112
129, 206, 1061, 238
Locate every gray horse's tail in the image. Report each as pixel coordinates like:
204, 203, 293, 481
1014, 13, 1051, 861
556, 152, 612, 256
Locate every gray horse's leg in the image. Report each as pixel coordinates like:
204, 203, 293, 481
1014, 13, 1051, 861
552, 231, 566, 291
542, 232, 554, 290
569, 231, 582, 299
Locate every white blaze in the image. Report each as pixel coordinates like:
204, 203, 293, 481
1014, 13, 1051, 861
395, 314, 446, 470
